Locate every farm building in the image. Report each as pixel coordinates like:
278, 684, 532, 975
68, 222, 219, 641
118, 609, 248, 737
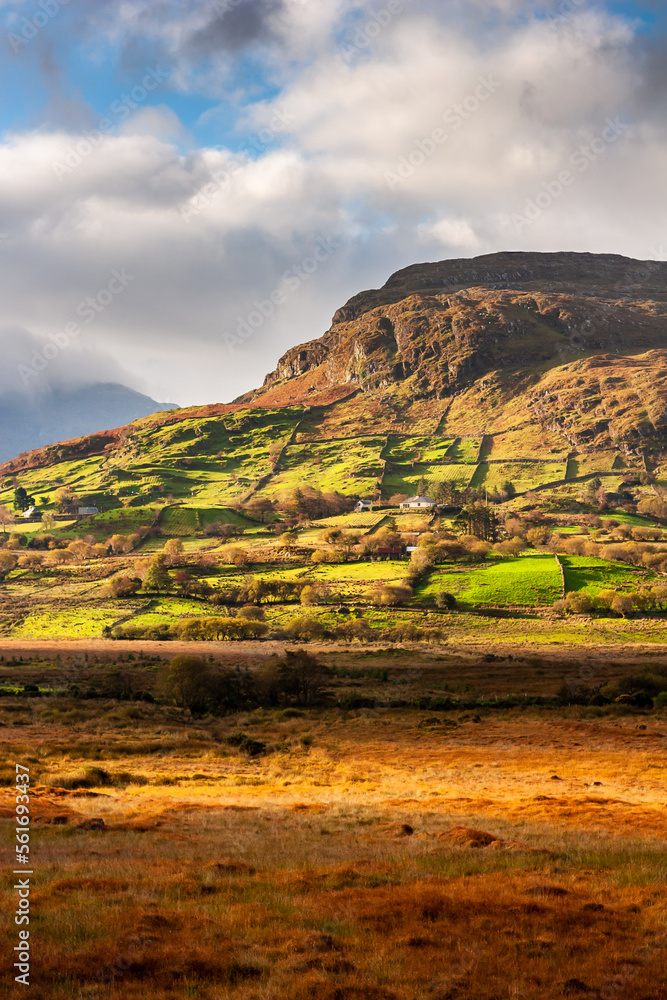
355, 499, 373, 512
400, 495, 436, 509
21, 506, 37, 519
77, 506, 99, 516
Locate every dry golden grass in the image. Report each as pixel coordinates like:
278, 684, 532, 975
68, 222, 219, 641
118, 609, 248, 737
1, 704, 667, 998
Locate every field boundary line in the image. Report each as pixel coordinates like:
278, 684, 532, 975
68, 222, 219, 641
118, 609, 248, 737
554, 554, 566, 598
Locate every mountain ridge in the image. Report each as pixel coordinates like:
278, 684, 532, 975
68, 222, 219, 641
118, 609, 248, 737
2, 252, 667, 512
237, 252, 667, 458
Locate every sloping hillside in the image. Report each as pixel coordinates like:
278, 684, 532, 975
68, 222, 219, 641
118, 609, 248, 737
2, 252, 666, 512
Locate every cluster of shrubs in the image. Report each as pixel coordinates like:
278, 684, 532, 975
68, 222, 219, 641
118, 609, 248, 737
160, 650, 332, 715
554, 583, 667, 617
110, 611, 444, 644
558, 672, 667, 709
67, 670, 155, 702
0, 528, 153, 580
553, 530, 667, 574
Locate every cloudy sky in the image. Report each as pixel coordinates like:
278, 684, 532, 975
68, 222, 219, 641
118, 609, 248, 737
1, 0, 666, 406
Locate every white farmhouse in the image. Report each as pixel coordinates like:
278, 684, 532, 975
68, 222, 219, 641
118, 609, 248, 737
399, 495, 436, 510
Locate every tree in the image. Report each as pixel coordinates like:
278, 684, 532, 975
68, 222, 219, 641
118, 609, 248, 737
238, 605, 266, 621
67, 540, 96, 562
40, 511, 55, 532
174, 617, 268, 641
337, 532, 360, 561
143, 553, 171, 593
319, 526, 343, 545
336, 618, 374, 643
53, 487, 76, 513
45, 548, 69, 567
611, 594, 634, 618
432, 480, 461, 506
429, 540, 462, 563
159, 655, 211, 713
280, 530, 299, 551
245, 497, 276, 523
108, 533, 133, 554
276, 649, 333, 706
563, 592, 594, 614
494, 538, 527, 556
454, 503, 499, 541
0, 506, 14, 533
300, 585, 319, 606
651, 584, 667, 610
283, 617, 326, 642
174, 570, 193, 593
370, 583, 413, 606
468, 540, 492, 562
407, 548, 433, 580
163, 538, 185, 566
594, 589, 617, 611
110, 576, 143, 599
638, 496, 667, 521
13, 487, 35, 512
204, 521, 238, 539
0, 552, 18, 580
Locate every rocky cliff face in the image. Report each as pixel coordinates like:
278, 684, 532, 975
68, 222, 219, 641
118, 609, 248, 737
7, 252, 667, 476
244, 252, 667, 452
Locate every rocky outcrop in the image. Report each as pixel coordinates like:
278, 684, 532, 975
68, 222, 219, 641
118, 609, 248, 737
246, 251, 667, 452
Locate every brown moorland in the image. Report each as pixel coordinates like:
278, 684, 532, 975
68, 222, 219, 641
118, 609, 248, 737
1, 653, 666, 999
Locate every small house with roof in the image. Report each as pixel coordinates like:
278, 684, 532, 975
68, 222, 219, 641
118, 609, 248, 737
399, 495, 436, 509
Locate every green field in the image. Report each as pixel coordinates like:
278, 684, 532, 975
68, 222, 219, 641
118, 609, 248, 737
125, 597, 219, 631
445, 438, 481, 463
10, 606, 122, 639
473, 462, 568, 493
383, 464, 474, 497
566, 452, 622, 477
482, 428, 571, 462
268, 439, 385, 497
159, 506, 251, 536
314, 511, 389, 531
421, 554, 563, 607
383, 436, 455, 463
560, 555, 650, 596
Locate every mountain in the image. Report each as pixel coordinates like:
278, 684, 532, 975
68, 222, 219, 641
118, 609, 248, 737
1, 251, 666, 511
0, 383, 177, 465
242, 251, 667, 454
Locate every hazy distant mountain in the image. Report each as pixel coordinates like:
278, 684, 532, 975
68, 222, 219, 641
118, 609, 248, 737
0, 382, 177, 464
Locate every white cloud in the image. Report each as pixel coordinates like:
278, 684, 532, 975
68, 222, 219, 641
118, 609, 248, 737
0, 2, 666, 408
420, 219, 480, 251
